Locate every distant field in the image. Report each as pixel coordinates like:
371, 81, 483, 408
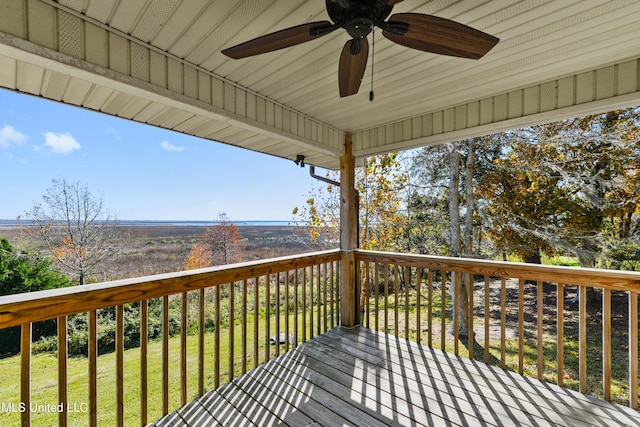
0, 224, 325, 282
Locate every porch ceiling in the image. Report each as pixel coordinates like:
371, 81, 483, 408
1, 0, 640, 169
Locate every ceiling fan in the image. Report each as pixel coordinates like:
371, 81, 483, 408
222, 0, 499, 98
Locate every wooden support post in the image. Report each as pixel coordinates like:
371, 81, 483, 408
340, 134, 359, 327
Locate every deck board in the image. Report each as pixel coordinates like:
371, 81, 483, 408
153, 326, 640, 427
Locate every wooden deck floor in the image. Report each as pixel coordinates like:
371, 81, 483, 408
153, 326, 640, 426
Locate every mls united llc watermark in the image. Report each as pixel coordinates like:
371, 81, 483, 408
1, 401, 89, 414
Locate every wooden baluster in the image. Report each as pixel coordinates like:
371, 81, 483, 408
484, 276, 490, 364
316, 264, 322, 335
214, 285, 221, 388
500, 278, 506, 369
416, 268, 421, 345
579, 285, 587, 394
335, 260, 341, 326
229, 282, 235, 381
265, 275, 271, 361
630, 290, 638, 409
323, 263, 328, 333
21, 323, 31, 427
242, 279, 248, 374
427, 269, 433, 347
89, 310, 97, 426
181, 293, 187, 406
329, 262, 335, 328
557, 284, 564, 387
364, 262, 370, 329
603, 288, 611, 401
198, 290, 205, 395
309, 266, 315, 339
454, 273, 459, 356
302, 268, 307, 343
537, 281, 543, 381
294, 269, 299, 347
518, 278, 524, 375
253, 278, 259, 369
58, 316, 68, 427
116, 305, 124, 427
405, 266, 410, 340
140, 300, 148, 426
384, 264, 389, 333
441, 270, 446, 351
285, 273, 290, 353
468, 273, 474, 360
162, 296, 169, 415
394, 265, 400, 337
275, 272, 281, 357
374, 263, 379, 332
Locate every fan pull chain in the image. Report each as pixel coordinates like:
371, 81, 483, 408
369, 29, 375, 102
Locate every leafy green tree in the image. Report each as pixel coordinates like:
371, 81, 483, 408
0, 237, 70, 355
476, 108, 640, 268
0, 237, 70, 295
404, 192, 448, 255
405, 144, 451, 255
475, 129, 564, 262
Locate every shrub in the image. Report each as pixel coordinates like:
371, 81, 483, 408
0, 238, 70, 356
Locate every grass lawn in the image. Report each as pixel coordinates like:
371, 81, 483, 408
0, 307, 333, 427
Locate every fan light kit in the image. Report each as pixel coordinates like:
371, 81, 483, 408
222, 0, 499, 98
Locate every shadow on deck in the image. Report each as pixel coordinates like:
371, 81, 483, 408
153, 326, 640, 426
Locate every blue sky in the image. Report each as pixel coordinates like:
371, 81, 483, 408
0, 89, 321, 221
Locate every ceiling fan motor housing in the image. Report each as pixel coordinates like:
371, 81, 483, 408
327, 0, 393, 39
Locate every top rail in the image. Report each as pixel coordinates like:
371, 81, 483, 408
356, 249, 640, 291
0, 249, 341, 329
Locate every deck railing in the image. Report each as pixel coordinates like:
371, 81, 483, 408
356, 249, 640, 409
0, 249, 340, 426
2, 247, 639, 425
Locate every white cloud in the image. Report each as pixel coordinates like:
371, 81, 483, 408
0, 125, 27, 147
161, 140, 185, 152
104, 127, 122, 140
44, 132, 81, 154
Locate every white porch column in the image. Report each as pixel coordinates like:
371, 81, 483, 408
340, 134, 359, 327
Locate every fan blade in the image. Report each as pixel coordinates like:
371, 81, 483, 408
338, 38, 369, 98
383, 13, 498, 59
222, 21, 336, 59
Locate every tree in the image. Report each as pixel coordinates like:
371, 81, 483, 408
294, 153, 408, 251
358, 153, 409, 251
184, 243, 213, 270
292, 182, 340, 249
0, 237, 70, 354
21, 178, 121, 285
0, 237, 70, 295
410, 137, 484, 337
475, 129, 562, 262
476, 108, 640, 268
202, 213, 245, 265
405, 145, 451, 255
